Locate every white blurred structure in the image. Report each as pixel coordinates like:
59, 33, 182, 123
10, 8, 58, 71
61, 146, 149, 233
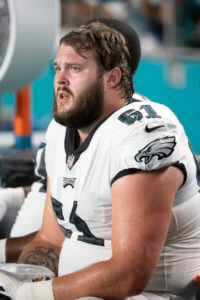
0, 0, 60, 94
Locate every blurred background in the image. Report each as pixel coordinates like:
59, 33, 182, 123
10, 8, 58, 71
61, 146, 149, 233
0, 0, 200, 155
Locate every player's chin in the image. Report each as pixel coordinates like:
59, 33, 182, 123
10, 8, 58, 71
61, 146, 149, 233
55, 104, 68, 118
54, 108, 74, 126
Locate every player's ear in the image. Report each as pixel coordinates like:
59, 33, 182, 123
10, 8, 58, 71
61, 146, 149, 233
106, 67, 122, 89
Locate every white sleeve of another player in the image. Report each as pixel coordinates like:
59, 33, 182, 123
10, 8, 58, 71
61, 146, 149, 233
10, 188, 46, 237
0, 239, 6, 263
0, 187, 25, 221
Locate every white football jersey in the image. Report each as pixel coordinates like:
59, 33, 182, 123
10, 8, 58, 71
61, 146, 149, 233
45, 94, 200, 294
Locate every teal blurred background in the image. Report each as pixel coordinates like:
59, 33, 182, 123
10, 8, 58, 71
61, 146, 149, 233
1, 57, 199, 153
0, 0, 200, 153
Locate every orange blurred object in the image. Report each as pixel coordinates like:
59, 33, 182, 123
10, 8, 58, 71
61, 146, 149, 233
195, 274, 200, 284
14, 86, 32, 136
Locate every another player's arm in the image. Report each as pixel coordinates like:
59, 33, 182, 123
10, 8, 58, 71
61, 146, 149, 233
17, 179, 65, 275
4, 231, 38, 263
51, 165, 183, 299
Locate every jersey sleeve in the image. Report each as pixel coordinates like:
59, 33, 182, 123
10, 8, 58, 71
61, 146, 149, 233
110, 103, 187, 184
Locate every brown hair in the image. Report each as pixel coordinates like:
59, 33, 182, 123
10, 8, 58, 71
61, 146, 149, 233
60, 22, 134, 100
85, 17, 141, 77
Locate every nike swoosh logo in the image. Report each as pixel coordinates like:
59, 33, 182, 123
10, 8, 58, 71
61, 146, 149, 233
145, 125, 165, 133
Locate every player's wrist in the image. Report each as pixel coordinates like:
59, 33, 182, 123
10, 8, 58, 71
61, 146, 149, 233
0, 239, 7, 263
18, 279, 54, 300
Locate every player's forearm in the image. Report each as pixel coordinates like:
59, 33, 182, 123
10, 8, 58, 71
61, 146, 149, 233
17, 237, 60, 276
52, 258, 144, 300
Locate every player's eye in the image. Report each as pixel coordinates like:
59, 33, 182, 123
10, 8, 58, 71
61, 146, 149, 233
71, 66, 81, 72
54, 66, 60, 72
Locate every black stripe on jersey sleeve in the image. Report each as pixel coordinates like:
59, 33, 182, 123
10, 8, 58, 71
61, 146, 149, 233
172, 161, 187, 186
111, 168, 142, 186
111, 162, 187, 187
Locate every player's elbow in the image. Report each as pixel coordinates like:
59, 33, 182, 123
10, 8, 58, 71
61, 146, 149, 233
110, 261, 149, 297
119, 271, 149, 296
109, 248, 153, 297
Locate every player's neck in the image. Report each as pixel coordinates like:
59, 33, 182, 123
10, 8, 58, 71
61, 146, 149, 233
77, 118, 102, 145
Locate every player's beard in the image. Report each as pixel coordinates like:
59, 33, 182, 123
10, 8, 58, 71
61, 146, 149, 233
53, 75, 104, 128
